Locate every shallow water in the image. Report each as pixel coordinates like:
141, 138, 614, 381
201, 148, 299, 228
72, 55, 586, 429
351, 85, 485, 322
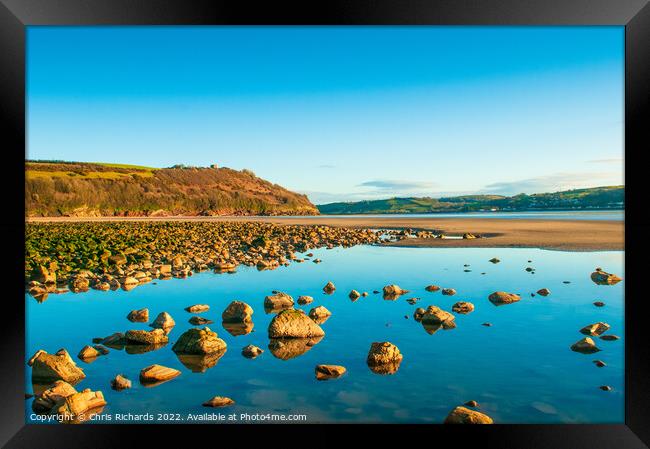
25, 245, 624, 424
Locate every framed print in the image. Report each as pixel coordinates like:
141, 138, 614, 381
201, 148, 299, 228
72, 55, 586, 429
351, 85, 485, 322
0, 0, 648, 447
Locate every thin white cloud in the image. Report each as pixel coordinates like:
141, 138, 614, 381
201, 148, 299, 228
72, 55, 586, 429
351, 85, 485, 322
480, 172, 623, 196
587, 158, 623, 164
357, 179, 437, 190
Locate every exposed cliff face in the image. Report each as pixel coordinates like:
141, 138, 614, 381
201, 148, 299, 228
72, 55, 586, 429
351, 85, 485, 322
25, 161, 318, 216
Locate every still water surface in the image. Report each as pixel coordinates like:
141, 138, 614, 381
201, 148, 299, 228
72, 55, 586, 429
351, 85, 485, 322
26, 245, 624, 423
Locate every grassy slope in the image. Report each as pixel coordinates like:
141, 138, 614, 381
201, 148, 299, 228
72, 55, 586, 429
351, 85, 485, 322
317, 186, 624, 214
26, 161, 318, 216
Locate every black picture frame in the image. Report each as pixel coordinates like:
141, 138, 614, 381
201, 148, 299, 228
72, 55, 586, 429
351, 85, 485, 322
1, 0, 648, 447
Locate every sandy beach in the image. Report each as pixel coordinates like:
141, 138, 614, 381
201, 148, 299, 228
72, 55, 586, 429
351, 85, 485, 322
27, 216, 624, 251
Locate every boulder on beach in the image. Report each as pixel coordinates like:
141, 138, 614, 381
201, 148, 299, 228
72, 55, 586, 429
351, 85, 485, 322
579, 322, 611, 336
420, 306, 455, 325
488, 291, 521, 306
452, 301, 475, 314
51, 389, 107, 422
139, 364, 181, 384
242, 344, 264, 359
203, 396, 235, 407
536, 288, 551, 296
315, 364, 347, 380
425, 285, 441, 292
185, 304, 210, 313
29, 349, 86, 384
444, 406, 493, 424
32, 380, 77, 413
150, 312, 175, 330
125, 329, 169, 345
172, 327, 227, 355
590, 269, 622, 285
323, 281, 336, 293
110, 374, 132, 390
264, 292, 294, 312
222, 300, 253, 323
268, 309, 325, 338
570, 337, 601, 354
127, 308, 149, 322
297, 295, 314, 305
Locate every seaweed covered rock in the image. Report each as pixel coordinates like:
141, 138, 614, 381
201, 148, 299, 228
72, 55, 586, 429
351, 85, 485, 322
172, 327, 227, 354
29, 349, 86, 384
268, 309, 325, 338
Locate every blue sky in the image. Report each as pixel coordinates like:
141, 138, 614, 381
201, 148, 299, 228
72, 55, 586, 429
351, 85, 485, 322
27, 26, 624, 203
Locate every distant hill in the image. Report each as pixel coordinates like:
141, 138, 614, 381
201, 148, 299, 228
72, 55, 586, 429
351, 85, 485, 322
26, 161, 318, 217
317, 186, 624, 214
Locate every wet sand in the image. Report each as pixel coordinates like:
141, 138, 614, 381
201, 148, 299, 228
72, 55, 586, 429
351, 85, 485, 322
27, 216, 623, 251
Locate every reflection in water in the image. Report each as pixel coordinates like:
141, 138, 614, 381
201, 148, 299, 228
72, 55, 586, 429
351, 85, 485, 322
367, 360, 402, 375
268, 337, 323, 360
222, 321, 254, 336
124, 343, 168, 355
422, 321, 457, 335
176, 349, 227, 373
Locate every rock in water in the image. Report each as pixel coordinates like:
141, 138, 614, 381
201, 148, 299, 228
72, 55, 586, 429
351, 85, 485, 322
268, 309, 325, 338
593, 360, 607, 368
489, 258, 500, 264
150, 312, 175, 330
264, 292, 294, 312
185, 304, 210, 313
315, 364, 347, 380
242, 345, 264, 358
441, 288, 457, 296
77, 346, 100, 361
349, 290, 361, 300
383, 285, 409, 299
590, 269, 622, 285
52, 389, 107, 423
308, 306, 332, 321
189, 316, 213, 325
444, 406, 493, 424
323, 281, 336, 293
536, 288, 551, 296
202, 396, 235, 407
488, 291, 521, 305
172, 327, 227, 354
32, 380, 77, 413
127, 308, 149, 322
570, 337, 601, 354
125, 329, 169, 345
593, 301, 606, 307
110, 374, 132, 390
222, 300, 253, 322
600, 334, 620, 341
452, 302, 475, 314
464, 400, 479, 408
139, 364, 181, 384
367, 342, 403, 366
580, 322, 611, 336
29, 349, 86, 384
413, 307, 426, 321
420, 306, 455, 326
297, 295, 314, 305
425, 285, 441, 292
